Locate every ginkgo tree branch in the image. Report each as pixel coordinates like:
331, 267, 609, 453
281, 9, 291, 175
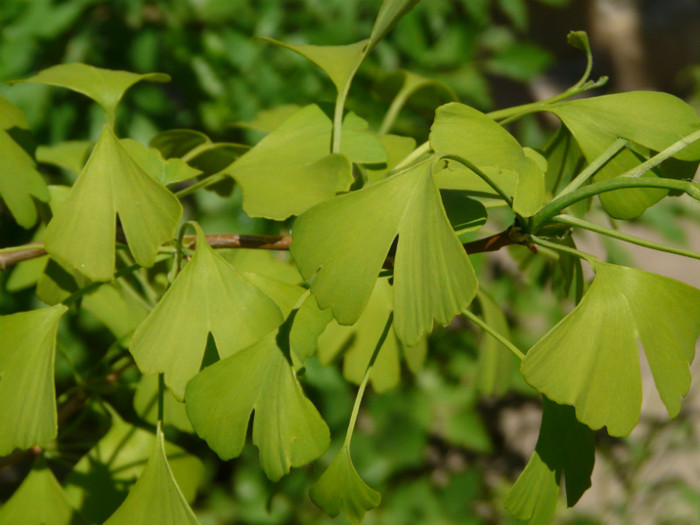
0, 228, 533, 271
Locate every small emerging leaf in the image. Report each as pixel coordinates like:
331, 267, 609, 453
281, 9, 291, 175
522, 263, 700, 436
310, 444, 381, 524
0, 305, 67, 455
185, 333, 330, 481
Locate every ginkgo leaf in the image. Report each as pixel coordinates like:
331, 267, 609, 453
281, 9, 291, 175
9, 63, 170, 124
121, 138, 202, 184
363, 134, 416, 183
309, 443, 381, 524
521, 262, 700, 437
292, 160, 477, 346
102, 424, 201, 525
0, 463, 85, 525
185, 332, 330, 481
260, 39, 368, 96
130, 223, 283, 399
133, 374, 193, 433
317, 279, 427, 392
149, 129, 210, 158
430, 102, 545, 216
0, 96, 49, 228
225, 104, 384, 219
63, 406, 203, 524
368, 0, 421, 52
505, 398, 595, 524
42, 124, 182, 282
36, 140, 93, 176
0, 304, 67, 455
473, 290, 518, 397
548, 92, 700, 218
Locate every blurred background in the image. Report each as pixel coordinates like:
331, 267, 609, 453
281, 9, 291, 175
2, 1, 700, 523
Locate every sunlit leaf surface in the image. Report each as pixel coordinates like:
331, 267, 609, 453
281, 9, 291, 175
225, 104, 388, 219
43, 125, 182, 281
292, 160, 477, 345
430, 102, 545, 216
9, 63, 169, 123
522, 263, 700, 436
185, 333, 330, 481
102, 424, 201, 525
0, 305, 67, 455
130, 223, 283, 399
549, 92, 700, 218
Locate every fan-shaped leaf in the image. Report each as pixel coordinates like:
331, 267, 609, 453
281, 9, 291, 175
317, 279, 427, 392
310, 444, 381, 524
9, 63, 170, 124
0, 463, 84, 525
430, 102, 545, 216
130, 223, 283, 399
291, 160, 477, 345
549, 92, 700, 218
43, 125, 182, 281
0, 96, 49, 228
121, 138, 202, 184
224, 104, 360, 219
64, 407, 203, 524
0, 304, 67, 455
102, 424, 201, 525
185, 333, 330, 481
505, 398, 594, 524
260, 39, 368, 96
522, 263, 700, 436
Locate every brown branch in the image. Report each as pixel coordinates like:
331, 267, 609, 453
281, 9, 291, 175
0, 229, 533, 272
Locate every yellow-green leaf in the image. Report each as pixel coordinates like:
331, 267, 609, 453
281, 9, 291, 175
43, 124, 182, 282
522, 263, 700, 436
130, 223, 283, 399
185, 333, 330, 481
102, 424, 201, 525
292, 160, 477, 346
0, 305, 67, 455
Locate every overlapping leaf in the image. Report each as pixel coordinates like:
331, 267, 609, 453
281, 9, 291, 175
121, 138, 202, 185
102, 424, 201, 525
505, 398, 595, 524
0, 305, 67, 455
0, 464, 84, 525
130, 223, 283, 399
292, 160, 477, 345
310, 444, 381, 524
522, 262, 700, 436
316, 279, 427, 392
225, 104, 388, 219
64, 408, 203, 524
0, 96, 49, 228
185, 333, 330, 481
548, 92, 700, 218
473, 290, 518, 397
9, 63, 170, 124
43, 124, 182, 281
430, 102, 545, 216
